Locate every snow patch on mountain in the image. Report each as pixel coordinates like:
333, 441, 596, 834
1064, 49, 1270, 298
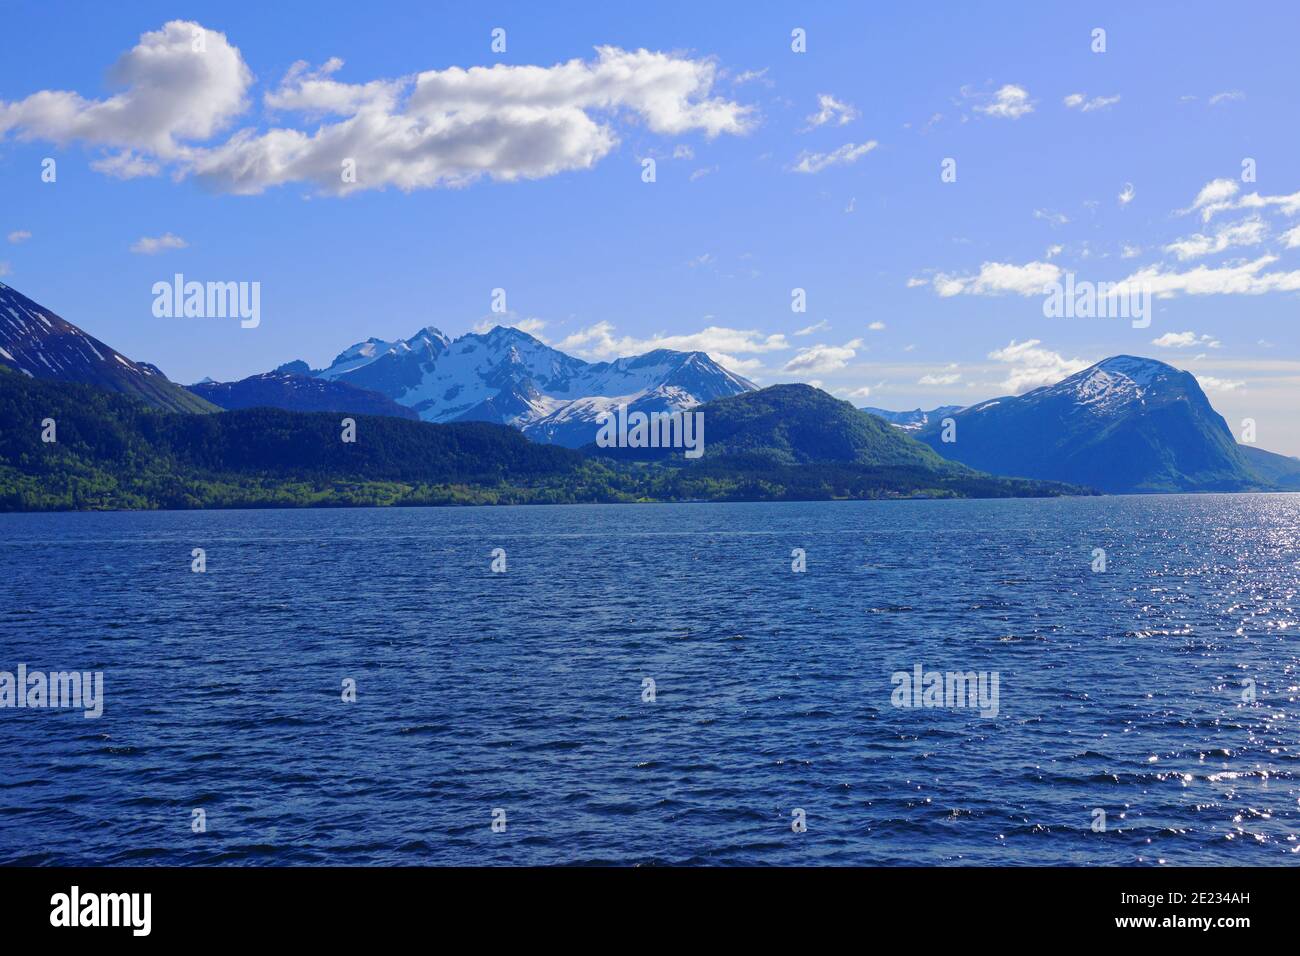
319, 338, 400, 378
303, 324, 756, 445
0, 281, 213, 412
1031, 355, 1177, 415
861, 405, 964, 431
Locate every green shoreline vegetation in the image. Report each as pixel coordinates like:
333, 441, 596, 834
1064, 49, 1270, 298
0, 367, 1088, 512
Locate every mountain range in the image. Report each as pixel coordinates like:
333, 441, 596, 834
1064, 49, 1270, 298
276, 324, 757, 447
0, 364, 1077, 511
3, 279, 1299, 501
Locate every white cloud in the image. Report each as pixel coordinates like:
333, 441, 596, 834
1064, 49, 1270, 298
1151, 331, 1198, 348
1163, 217, 1267, 260
130, 232, 188, 254
198, 47, 754, 194
933, 274, 967, 297
263, 58, 404, 116
0, 262, 10, 277
795, 319, 829, 336
689, 165, 718, 182
784, 341, 861, 374
931, 260, 1061, 297
804, 93, 858, 129
988, 339, 1089, 393
0, 21, 251, 162
1182, 178, 1300, 222
556, 321, 787, 369
1151, 331, 1220, 349
928, 179, 1300, 311
918, 364, 961, 386
1034, 208, 1069, 226
1120, 255, 1300, 297
731, 68, 770, 86
473, 315, 549, 341
846, 385, 873, 399
1208, 90, 1245, 106
6, 231, 31, 244
1118, 182, 1136, 206
0, 24, 754, 196
790, 140, 878, 174
1185, 178, 1239, 220
514, 317, 547, 337
974, 84, 1034, 119
1234, 189, 1300, 217
1064, 92, 1121, 112
90, 151, 163, 179
914, 112, 944, 133
1196, 374, 1245, 392
868, 321, 886, 331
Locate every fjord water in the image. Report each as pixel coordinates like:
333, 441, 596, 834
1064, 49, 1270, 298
1, 496, 1297, 866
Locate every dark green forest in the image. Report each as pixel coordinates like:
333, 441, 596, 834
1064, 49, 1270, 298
0, 368, 1086, 511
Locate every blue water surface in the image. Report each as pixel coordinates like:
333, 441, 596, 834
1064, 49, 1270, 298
1, 495, 1297, 865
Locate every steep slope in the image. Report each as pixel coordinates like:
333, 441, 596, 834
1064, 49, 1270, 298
188, 372, 419, 419
915, 355, 1266, 493
584, 383, 1086, 498
680, 384, 955, 467
0, 281, 216, 414
303, 324, 755, 443
0, 365, 599, 510
1239, 444, 1300, 491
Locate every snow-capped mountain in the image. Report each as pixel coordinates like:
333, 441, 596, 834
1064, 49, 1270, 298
291, 325, 756, 446
0, 281, 214, 413
861, 405, 964, 431
914, 355, 1266, 493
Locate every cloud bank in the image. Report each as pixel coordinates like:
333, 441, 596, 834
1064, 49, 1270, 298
0, 21, 755, 196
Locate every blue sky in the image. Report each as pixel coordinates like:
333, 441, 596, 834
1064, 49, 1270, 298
3, 1, 1300, 452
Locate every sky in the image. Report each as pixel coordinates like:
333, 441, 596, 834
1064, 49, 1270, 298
3, 1, 1300, 453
